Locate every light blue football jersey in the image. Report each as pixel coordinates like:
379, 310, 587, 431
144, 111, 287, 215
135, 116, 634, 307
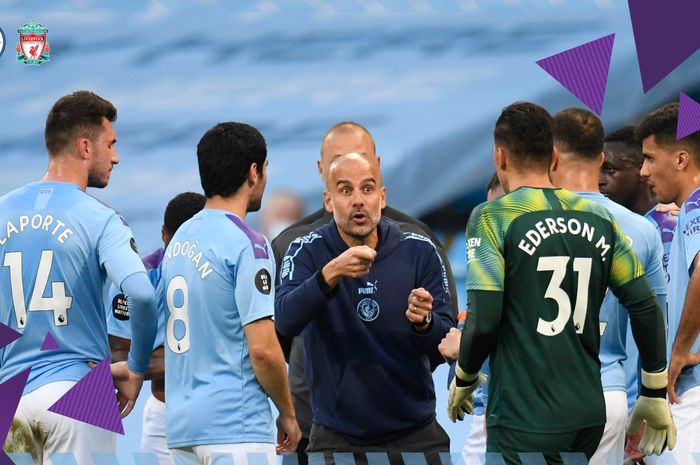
667, 187, 700, 397
162, 209, 276, 448
106, 248, 166, 349
0, 182, 146, 394
644, 206, 677, 285
622, 206, 677, 410
576, 193, 667, 395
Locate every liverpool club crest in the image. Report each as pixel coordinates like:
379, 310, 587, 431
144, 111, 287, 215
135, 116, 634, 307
16, 21, 50, 65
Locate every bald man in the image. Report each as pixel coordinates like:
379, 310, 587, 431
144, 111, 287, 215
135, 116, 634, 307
276, 153, 454, 465
271, 122, 458, 464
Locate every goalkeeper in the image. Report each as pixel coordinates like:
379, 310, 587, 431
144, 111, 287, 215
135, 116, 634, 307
447, 102, 675, 465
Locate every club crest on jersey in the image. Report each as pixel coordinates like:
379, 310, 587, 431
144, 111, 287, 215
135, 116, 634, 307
358, 280, 378, 295
357, 298, 380, 322
16, 21, 50, 65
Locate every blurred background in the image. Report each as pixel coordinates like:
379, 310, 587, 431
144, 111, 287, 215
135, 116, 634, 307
1, 0, 699, 462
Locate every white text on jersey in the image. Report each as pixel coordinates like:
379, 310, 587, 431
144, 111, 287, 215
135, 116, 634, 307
0, 214, 74, 246
166, 240, 214, 279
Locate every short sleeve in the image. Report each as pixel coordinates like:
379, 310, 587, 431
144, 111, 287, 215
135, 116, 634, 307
645, 230, 668, 297
608, 218, 644, 291
234, 240, 275, 326
98, 213, 146, 288
682, 207, 700, 271
106, 283, 131, 339
466, 204, 505, 292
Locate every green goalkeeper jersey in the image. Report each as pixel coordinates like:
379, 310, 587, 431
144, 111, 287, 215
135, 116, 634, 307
466, 187, 644, 432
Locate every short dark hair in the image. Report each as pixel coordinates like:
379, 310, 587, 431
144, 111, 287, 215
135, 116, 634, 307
636, 102, 700, 158
486, 172, 500, 193
604, 126, 642, 166
552, 108, 604, 160
163, 192, 206, 237
197, 122, 267, 198
494, 102, 553, 171
45, 90, 117, 156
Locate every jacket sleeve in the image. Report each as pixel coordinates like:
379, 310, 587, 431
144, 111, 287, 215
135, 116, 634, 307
411, 242, 456, 368
275, 238, 334, 338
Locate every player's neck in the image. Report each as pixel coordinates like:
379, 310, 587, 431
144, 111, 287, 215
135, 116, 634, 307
506, 172, 554, 192
676, 171, 700, 207
41, 158, 88, 191
629, 187, 656, 216
551, 162, 600, 193
204, 195, 249, 220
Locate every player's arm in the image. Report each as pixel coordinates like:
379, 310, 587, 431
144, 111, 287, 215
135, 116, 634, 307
271, 233, 298, 359
106, 283, 164, 381
448, 204, 500, 421
98, 214, 158, 417
405, 246, 456, 367
236, 243, 300, 453
607, 222, 675, 456
108, 335, 164, 382
275, 243, 375, 338
99, 214, 158, 376
669, 252, 700, 401
244, 318, 300, 452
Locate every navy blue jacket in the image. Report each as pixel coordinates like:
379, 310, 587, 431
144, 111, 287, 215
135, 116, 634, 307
275, 219, 454, 443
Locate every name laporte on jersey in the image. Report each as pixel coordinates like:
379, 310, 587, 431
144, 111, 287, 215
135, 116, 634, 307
468, 216, 613, 260
0, 213, 74, 246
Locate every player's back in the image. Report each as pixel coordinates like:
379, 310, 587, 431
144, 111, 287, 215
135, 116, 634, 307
0, 182, 127, 393
468, 187, 641, 432
575, 193, 666, 394
162, 209, 275, 448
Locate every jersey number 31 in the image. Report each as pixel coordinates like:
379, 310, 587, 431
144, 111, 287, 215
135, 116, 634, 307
537, 256, 592, 337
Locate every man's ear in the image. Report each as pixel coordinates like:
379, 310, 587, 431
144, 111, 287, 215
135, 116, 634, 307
494, 145, 507, 171
248, 163, 259, 186
380, 186, 387, 210
677, 150, 690, 171
550, 146, 560, 173
75, 137, 91, 160
323, 190, 333, 213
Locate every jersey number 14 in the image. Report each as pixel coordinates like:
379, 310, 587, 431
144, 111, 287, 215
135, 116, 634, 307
3, 250, 73, 328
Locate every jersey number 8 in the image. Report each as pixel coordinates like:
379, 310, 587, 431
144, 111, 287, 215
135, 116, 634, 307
166, 276, 191, 354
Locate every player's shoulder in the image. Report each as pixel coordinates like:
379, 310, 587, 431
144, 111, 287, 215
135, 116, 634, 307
598, 197, 655, 231
682, 187, 700, 223
557, 189, 617, 222
141, 247, 165, 271
222, 213, 272, 260
283, 223, 329, 254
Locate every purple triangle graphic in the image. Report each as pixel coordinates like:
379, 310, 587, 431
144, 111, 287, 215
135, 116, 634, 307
629, 1, 700, 93
678, 93, 700, 140
40, 332, 60, 351
47, 357, 124, 434
536, 34, 615, 116
0, 323, 22, 350
0, 451, 13, 465
0, 368, 31, 448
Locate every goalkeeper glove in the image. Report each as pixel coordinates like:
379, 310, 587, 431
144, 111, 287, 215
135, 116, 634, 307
447, 364, 487, 422
627, 369, 676, 456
